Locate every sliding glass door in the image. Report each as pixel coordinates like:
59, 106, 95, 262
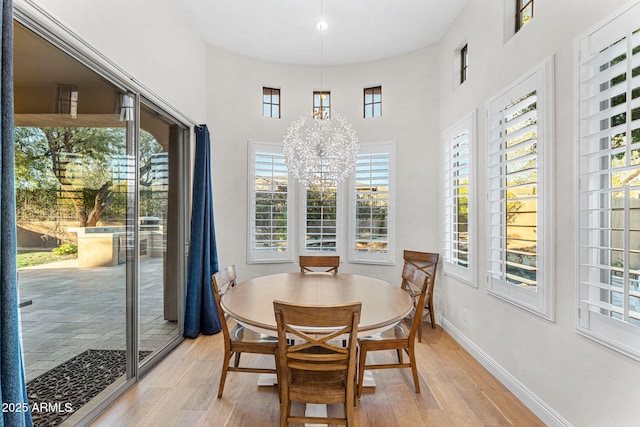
13, 19, 188, 425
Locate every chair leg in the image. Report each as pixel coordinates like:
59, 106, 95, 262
429, 307, 436, 329
279, 398, 290, 427
234, 351, 241, 367
346, 397, 355, 426
396, 348, 403, 364
217, 350, 232, 398
408, 346, 420, 394
357, 346, 367, 397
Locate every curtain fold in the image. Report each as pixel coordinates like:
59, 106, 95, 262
184, 125, 220, 338
1, 0, 34, 425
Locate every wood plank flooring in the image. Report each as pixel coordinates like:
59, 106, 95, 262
91, 327, 544, 426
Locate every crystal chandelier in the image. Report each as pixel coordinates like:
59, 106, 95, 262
283, 111, 358, 186
283, 0, 359, 187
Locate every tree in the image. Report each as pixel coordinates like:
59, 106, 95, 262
15, 127, 126, 227
15, 126, 165, 227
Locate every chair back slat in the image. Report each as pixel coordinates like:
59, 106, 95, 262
299, 255, 340, 274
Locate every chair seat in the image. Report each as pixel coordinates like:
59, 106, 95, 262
359, 319, 411, 342
230, 322, 278, 344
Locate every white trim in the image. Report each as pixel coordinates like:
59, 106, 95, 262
298, 181, 343, 257
575, 2, 640, 360
348, 141, 396, 265
485, 56, 555, 321
442, 111, 477, 286
440, 318, 571, 427
247, 141, 294, 264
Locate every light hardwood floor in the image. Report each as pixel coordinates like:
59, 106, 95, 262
91, 326, 544, 426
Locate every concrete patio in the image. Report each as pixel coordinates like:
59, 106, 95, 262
18, 257, 179, 381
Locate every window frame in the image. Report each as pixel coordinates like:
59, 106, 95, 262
262, 87, 280, 119
313, 91, 331, 119
576, 2, 640, 361
485, 57, 555, 320
460, 44, 469, 84
247, 141, 294, 263
515, 0, 534, 32
298, 180, 343, 256
364, 86, 382, 118
443, 111, 476, 286
348, 141, 396, 264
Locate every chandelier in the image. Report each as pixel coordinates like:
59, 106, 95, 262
283, 111, 358, 186
282, 1, 359, 187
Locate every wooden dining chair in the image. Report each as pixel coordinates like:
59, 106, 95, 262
299, 255, 340, 274
273, 300, 361, 426
356, 252, 438, 397
401, 250, 439, 343
212, 265, 279, 398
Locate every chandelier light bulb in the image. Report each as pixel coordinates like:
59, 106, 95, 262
316, 20, 328, 31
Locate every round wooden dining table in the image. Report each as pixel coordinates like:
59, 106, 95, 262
222, 272, 410, 424
220, 272, 412, 337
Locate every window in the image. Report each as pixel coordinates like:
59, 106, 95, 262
300, 180, 340, 254
263, 87, 280, 118
460, 44, 468, 84
248, 141, 396, 264
364, 86, 382, 118
248, 142, 293, 263
486, 57, 554, 319
577, 3, 640, 360
349, 142, 396, 264
443, 112, 476, 285
516, 0, 533, 32
313, 91, 331, 119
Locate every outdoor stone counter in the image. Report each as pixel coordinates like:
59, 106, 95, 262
68, 226, 152, 268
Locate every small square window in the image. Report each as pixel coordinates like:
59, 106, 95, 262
516, 0, 533, 32
364, 86, 382, 118
460, 45, 468, 84
313, 91, 331, 119
263, 87, 280, 119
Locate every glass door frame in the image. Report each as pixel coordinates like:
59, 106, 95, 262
13, 7, 192, 424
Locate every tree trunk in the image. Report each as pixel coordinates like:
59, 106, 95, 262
86, 182, 112, 227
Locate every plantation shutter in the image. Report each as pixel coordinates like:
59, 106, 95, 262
443, 113, 475, 283
303, 182, 338, 252
349, 142, 395, 264
577, 6, 640, 358
248, 143, 292, 263
486, 58, 554, 319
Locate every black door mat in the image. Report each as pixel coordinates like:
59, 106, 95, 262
26, 349, 151, 426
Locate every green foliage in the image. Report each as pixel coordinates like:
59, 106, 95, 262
16, 250, 76, 268
14, 126, 168, 226
52, 243, 78, 256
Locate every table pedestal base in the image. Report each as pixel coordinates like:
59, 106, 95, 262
257, 371, 375, 427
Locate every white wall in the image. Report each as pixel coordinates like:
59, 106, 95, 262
17, 0, 208, 123
437, 0, 640, 425
206, 45, 440, 283
20, 0, 640, 424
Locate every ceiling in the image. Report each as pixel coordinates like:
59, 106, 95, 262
176, 0, 468, 66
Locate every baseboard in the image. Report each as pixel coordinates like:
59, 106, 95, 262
438, 316, 572, 427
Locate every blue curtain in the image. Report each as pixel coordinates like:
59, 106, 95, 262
1, 0, 33, 425
184, 125, 221, 338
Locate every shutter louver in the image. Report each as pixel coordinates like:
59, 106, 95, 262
354, 153, 389, 254
443, 112, 475, 284
249, 143, 292, 263
579, 23, 640, 356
